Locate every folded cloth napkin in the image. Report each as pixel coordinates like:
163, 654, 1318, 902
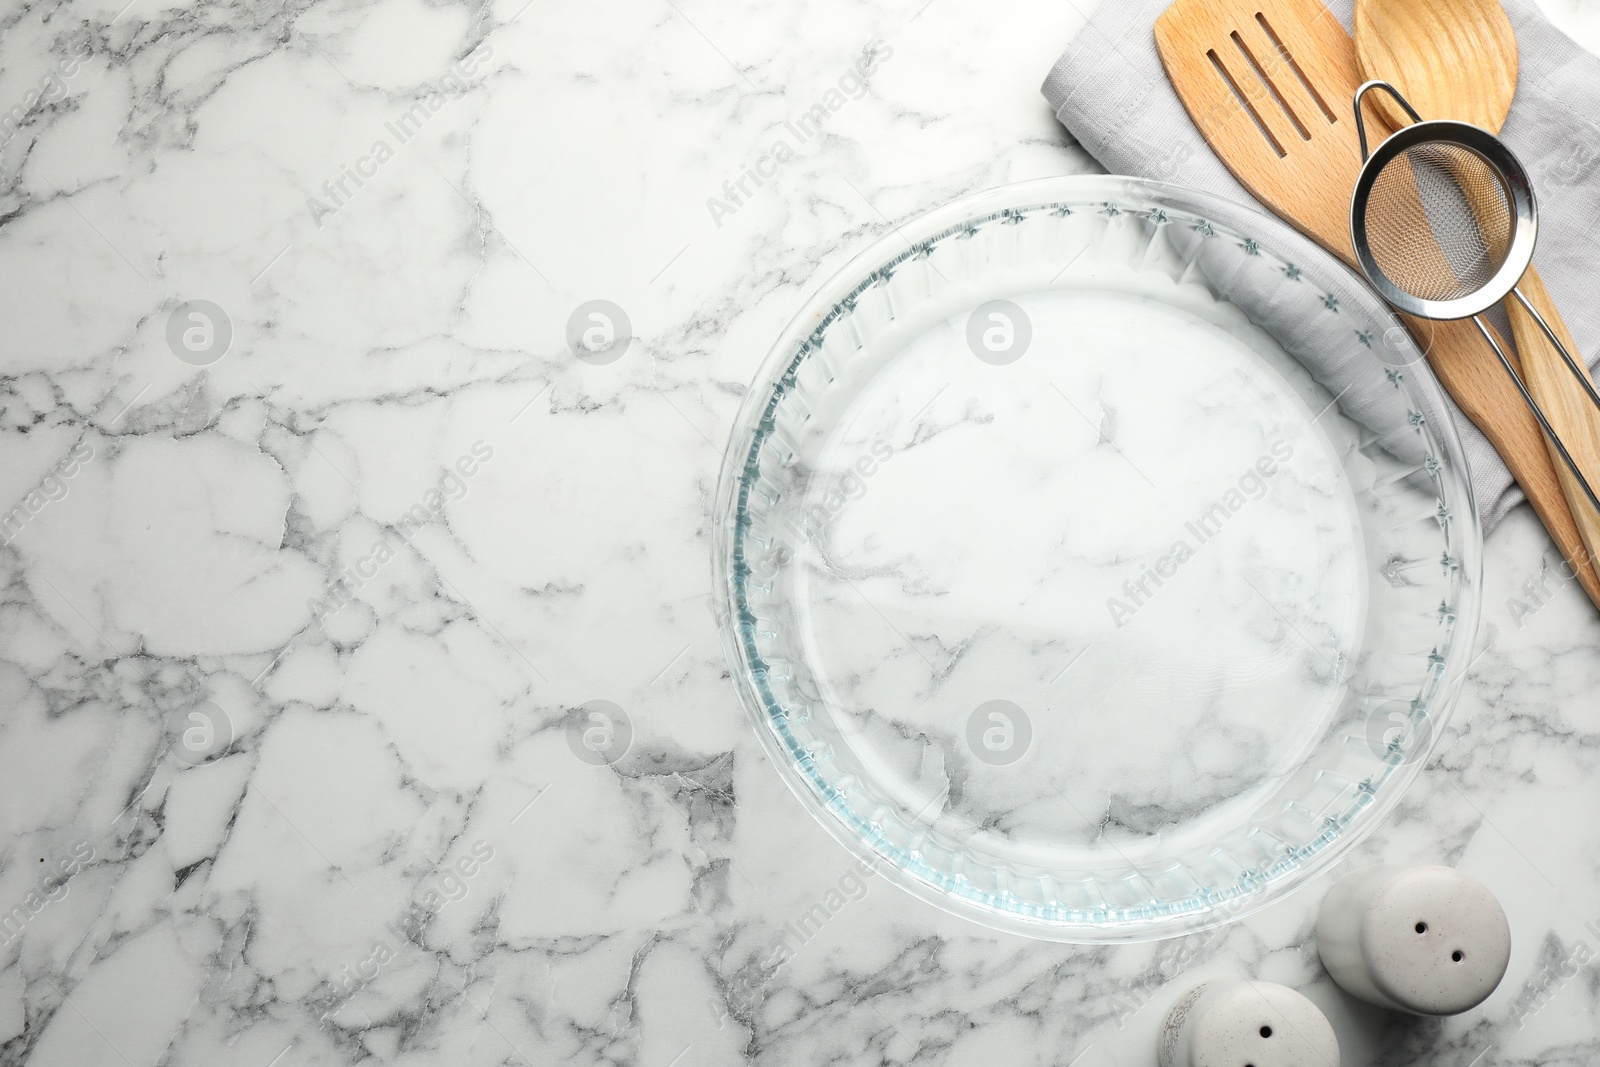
1042, 0, 1600, 532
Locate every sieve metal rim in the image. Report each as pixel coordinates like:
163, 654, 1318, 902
1349, 119, 1537, 321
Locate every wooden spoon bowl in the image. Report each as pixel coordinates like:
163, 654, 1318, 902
1354, 0, 1517, 131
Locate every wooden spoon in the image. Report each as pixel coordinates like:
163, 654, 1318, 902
1355, 0, 1600, 574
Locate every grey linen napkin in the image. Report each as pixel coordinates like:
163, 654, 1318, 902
1042, 0, 1600, 532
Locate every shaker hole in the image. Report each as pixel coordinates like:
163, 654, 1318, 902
1415, 921, 1428, 934
1452, 950, 1464, 962
1259, 1026, 1273, 1038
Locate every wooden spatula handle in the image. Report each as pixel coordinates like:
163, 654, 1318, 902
1504, 266, 1600, 574
1407, 312, 1600, 609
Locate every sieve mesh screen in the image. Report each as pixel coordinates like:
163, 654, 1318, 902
1360, 142, 1514, 304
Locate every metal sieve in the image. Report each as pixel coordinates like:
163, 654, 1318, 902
1349, 80, 1600, 515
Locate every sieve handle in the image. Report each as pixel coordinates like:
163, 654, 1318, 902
1505, 268, 1600, 567
1408, 313, 1600, 612
1351, 80, 1424, 161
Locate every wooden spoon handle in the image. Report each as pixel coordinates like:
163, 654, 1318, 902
1506, 265, 1600, 572
1411, 310, 1600, 611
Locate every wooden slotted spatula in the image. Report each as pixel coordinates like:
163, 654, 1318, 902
1153, 0, 1600, 610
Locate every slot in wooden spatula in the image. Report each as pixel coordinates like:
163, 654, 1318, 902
1154, 0, 1600, 609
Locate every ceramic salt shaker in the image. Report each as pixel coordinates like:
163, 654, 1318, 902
1315, 865, 1510, 1015
1159, 979, 1338, 1067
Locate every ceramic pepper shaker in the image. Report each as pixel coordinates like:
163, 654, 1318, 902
1159, 979, 1339, 1067
1315, 865, 1511, 1015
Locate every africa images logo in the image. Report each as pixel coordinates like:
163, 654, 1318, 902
1106, 440, 1295, 627
304, 43, 494, 229
704, 40, 893, 228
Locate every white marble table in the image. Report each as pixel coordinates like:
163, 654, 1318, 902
2, 0, 1599, 1063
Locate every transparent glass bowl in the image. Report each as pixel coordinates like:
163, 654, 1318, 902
712, 176, 1482, 942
